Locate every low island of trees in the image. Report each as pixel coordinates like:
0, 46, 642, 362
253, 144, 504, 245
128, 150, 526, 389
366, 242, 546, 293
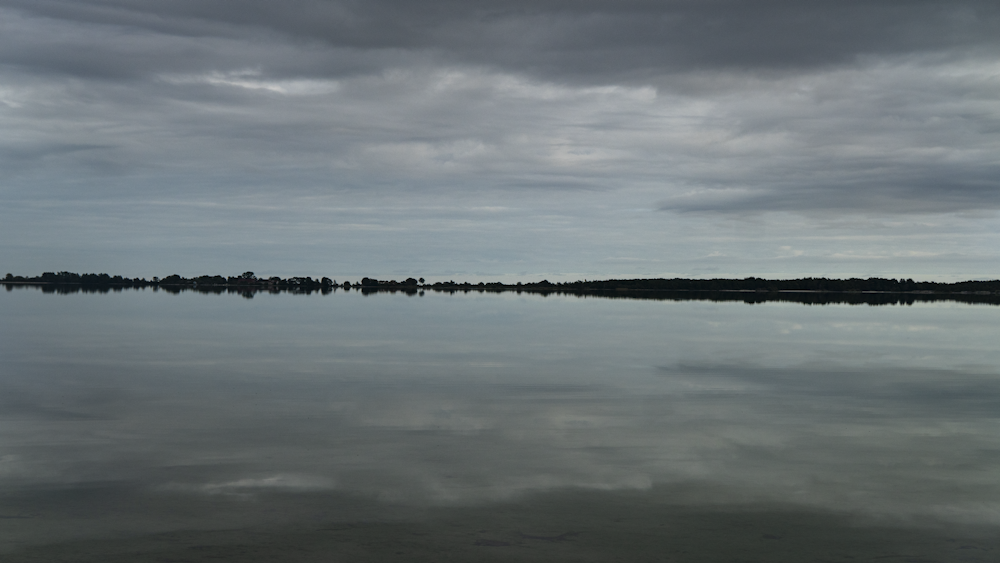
2, 271, 336, 297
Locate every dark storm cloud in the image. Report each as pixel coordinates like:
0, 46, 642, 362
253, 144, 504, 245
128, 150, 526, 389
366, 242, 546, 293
4, 0, 999, 81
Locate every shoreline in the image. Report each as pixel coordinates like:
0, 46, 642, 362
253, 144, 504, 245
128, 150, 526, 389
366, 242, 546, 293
5, 279, 1000, 305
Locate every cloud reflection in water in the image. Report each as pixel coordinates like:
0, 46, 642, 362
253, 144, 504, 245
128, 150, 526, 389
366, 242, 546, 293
1, 290, 999, 550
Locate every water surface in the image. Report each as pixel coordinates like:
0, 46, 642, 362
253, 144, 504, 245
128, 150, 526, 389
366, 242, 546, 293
2, 288, 998, 561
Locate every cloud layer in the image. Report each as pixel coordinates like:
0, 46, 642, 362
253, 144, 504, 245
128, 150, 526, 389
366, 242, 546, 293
1, 1, 999, 277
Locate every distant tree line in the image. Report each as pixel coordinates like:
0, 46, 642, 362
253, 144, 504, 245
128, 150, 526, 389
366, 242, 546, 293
2, 271, 337, 297
415, 276, 1000, 294
535, 276, 1000, 294
554, 290, 1000, 307
4, 272, 999, 304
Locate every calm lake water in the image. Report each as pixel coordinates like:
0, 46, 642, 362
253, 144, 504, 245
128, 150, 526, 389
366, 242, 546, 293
2, 287, 999, 561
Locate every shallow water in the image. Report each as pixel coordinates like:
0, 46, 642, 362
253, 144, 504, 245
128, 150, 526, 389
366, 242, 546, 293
2, 287, 999, 560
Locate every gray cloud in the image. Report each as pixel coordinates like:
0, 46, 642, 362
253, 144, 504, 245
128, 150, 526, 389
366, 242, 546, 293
6, 1, 999, 80
1, 1, 999, 277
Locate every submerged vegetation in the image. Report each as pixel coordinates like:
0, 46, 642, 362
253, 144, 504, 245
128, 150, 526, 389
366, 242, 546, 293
3, 271, 1000, 305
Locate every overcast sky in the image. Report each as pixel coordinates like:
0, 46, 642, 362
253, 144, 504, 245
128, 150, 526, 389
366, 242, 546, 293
2, 0, 999, 281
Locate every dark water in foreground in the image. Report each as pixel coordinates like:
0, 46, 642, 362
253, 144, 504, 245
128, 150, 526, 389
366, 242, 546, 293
1, 288, 999, 561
